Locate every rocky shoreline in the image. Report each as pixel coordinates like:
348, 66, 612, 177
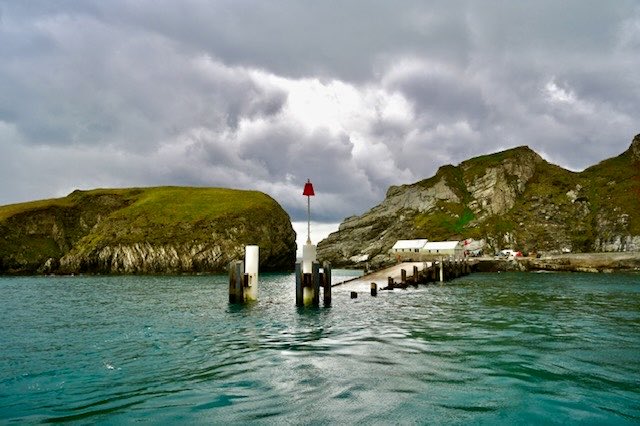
472, 252, 640, 273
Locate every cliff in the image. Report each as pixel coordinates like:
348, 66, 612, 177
318, 134, 640, 267
0, 187, 296, 274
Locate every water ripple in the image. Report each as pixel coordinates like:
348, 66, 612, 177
0, 272, 639, 423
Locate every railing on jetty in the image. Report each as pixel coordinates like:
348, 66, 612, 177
334, 257, 474, 298
382, 258, 471, 291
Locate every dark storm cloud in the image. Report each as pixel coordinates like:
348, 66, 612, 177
1, 0, 639, 227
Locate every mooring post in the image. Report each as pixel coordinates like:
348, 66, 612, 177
312, 262, 321, 306
439, 257, 444, 282
244, 245, 259, 301
323, 261, 332, 306
413, 265, 419, 284
371, 282, 377, 296
295, 261, 303, 306
388, 276, 394, 290
400, 268, 407, 284
229, 260, 245, 303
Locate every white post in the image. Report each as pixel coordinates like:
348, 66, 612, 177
302, 243, 316, 305
245, 245, 259, 301
302, 243, 316, 274
439, 256, 444, 282
307, 195, 311, 244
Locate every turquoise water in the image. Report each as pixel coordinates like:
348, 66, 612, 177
1, 271, 639, 424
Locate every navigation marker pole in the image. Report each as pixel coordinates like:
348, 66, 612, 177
300, 179, 317, 305
303, 179, 314, 244
302, 179, 316, 276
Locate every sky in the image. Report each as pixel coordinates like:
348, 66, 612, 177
1, 1, 639, 250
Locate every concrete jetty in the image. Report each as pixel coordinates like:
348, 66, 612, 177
333, 259, 471, 295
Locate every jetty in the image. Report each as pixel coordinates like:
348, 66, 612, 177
333, 258, 472, 296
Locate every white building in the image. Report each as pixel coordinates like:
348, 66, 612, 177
422, 241, 464, 257
391, 239, 429, 254
390, 239, 465, 260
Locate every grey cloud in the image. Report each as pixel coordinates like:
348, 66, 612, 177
0, 9, 287, 150
387, 66, 489, 126
1, 1, 639, 225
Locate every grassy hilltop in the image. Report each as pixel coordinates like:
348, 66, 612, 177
0, 187, 296, 274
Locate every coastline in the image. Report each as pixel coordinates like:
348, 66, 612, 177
472, 252, 640, 273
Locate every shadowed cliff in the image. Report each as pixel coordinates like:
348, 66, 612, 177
0, 187, 296, 274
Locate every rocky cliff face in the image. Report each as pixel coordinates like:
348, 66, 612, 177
318, 135, 640, 267
0, 187, 296, 274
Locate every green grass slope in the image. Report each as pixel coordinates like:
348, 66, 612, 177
0, 187, 296, 274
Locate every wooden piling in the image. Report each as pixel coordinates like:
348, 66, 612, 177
323, 261, 332, 306
351, 291, 358, 299
312, 262, 321, 306
400, 268, 407, 284
295, 261, 303, 306
371, 282, 377, 296
229, 260, 245, 303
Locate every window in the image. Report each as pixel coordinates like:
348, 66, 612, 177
415, 249, 419, 253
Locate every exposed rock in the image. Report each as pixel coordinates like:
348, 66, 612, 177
630, 134, 640, 161
318, 136, 640, 267
0, 187, 296, 274
463, 148, 541, 216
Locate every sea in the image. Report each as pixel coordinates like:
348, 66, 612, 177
1, 271, 639, 424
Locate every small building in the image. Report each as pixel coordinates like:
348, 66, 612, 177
390, 239, 465, 261
391, 239, 429, 254
421, 241, 464, 258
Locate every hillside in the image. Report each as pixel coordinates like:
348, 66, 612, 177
318, 134, 640, 267
0, 187, 296, 274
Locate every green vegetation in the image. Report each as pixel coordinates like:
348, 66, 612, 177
406, 139, 638, 254
107, 187, 270, 224
582, 151, 640, 234
460, 146, 535, 181
414, 204, 477, 240
0, 186, 296, 274
319, 136, 640, 266
0, 197, 74, 222
417, 164, 471, 202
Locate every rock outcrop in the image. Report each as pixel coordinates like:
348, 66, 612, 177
318, 135, 640, 267
0, 187, 296, 274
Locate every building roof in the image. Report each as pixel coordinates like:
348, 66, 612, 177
392, 239, 428, 250
423, 241, 462, 250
